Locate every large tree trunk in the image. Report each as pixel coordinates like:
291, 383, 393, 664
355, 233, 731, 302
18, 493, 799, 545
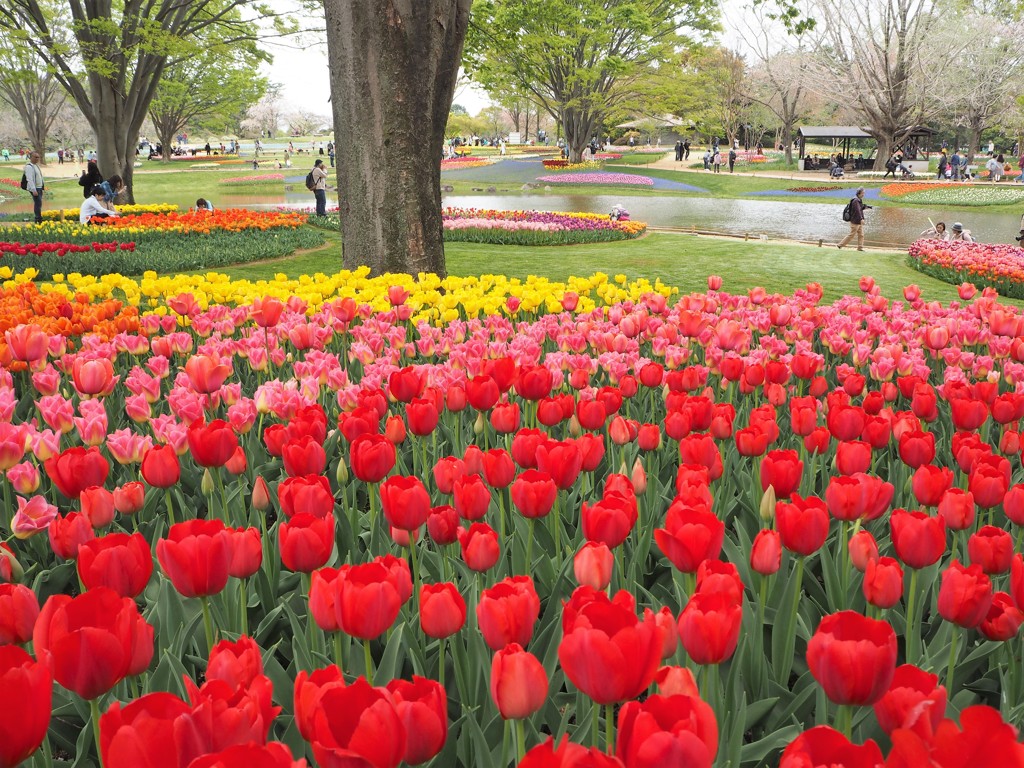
965, 122, 983, 164
324, 0, 470, 277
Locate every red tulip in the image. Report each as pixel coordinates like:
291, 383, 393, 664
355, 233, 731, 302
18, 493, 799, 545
968, 525, 1014, 574
44, 446, 109, 499
432, 457, 466, 494
309, 567, 344, 633
980, 592, 1024, 642
654, 502, 724, 573
616, 694, 718, 768
77, 532, 153, 598
536, 439, 583, 490
186, 743, 305, 768
516, 365, 554, 401
48, 511, 95, 559
426, 505, 460, 545
419, 582, 466, 639
490, 643, 548, 720
807, 611, 897, 705
311, 678, 406, 768
251, 295, 284, 327
282, 435, 327, 477
776, 495, 830, 556
848, 530, 879, 571
98, 692, 207, 768
337, 560, 403, 640
33, 587, 153, 699
510, 469, 557, 519
385, 678, 448, 766
678, 434, 723, 480
938, 488, 976, 530
226, 526, 262, 579
779, 726, 883, 768
937, 560, 993, 629
277, 474, 334, 520
0, 645, 51, 768
388, 366, 424, 402
81, 485, 116, 529
835, 440, 872, 475
678, 591, 742, 665
184, 354, 232, 394
187, 419, 238, 468
225, 447, 248, 476
207, 635, 264, 690
453, 473, 491, 520
157, 519, 232, 597
349, 433, 397, 483
969, 462, 1010, 509
574, 541, 614, 590
827, 404, 866, 442
476, 575, 541, 651
582, 492, 638, 549
406, 398, 439, 436
927, 705, 1024, 766
279, 512, 335, 574
466, 374, 500, 410
72, 357, 115, 396
380, 475, 431, 531
458, 522, 500, 572
140, 445, 180, 488
890, 509, 946, 569
510, 428, 546, 469
734, 426, 769, 457
898, 430, 935, 468
520, 736, 625, 768
750, 529, 782, 576
912, 464, 954, 507
293, 665, 346, 741
384, 415, 407, 445
491, 401, 521, 433
482, 449, 515, 488
862, 556, 904, 609
0, 583, 39, 645
873, 664, 946, 739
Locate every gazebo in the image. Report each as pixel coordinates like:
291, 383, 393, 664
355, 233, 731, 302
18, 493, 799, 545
797, 126, 874, 171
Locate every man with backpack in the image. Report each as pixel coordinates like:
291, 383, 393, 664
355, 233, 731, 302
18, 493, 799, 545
22, 151, 44, 223
308, 158, 329, 217
837, 187, 872, 251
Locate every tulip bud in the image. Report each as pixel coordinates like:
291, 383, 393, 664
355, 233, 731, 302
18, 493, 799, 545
336, 458, 349, 484
631, 458, 647, 495
251, 476, 270, 511
568, 414, 582, 437
759, 484, 776, 521
201, 468, 215, 496
225, 446, 247, 475
474, 411, 486, 436
385, 415, 406, 444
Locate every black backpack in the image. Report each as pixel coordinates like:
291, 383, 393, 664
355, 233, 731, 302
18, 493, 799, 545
305, 171, 316, 191
19, 173, 27, 190
842, 199, 854, 222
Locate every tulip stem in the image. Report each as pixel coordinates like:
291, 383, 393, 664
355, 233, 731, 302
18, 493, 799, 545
591, 700, 600, 748
526, 519, 535, 572
946, 626, 959, 691
516, 719, 527, 763
839, 521, 849, 609
164, 488, 177, 526
239, 578, 248, 636
408, 539, 420, 613
837, 704, 852, 739
364, 639, 374, 685
201, 596, 215, 655
216, 469, 230, 524
501, 719, 510, 768
906, 568, 920, 664
89, 697, 103, 768
604, 703, 615, 755
553, 491, 562, 555
333, 632, 344, 670
438, 637, 445, 691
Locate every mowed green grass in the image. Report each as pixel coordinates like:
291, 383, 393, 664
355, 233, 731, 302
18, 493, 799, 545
202, 229, 989, 305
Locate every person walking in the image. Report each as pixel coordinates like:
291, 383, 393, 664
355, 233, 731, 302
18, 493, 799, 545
950, 151, 961, 181
837, 187, 872, 251
311, 158, 329, 217
712, 149, 722, 173
728, 148, 737, 173
674, 140, 683, 162
683, 139, 690, 160
937, 151, 947, 180
23, 151, 44, 223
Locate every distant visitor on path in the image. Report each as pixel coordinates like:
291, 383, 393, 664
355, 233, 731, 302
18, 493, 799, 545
683, 140, 690, 160
310, 159, 329, 217
675, 140, 683, 162
728, 148, 736, 173
703, 149, 711, 170
23, 151, 45, 223
837, 187, 872, 251
712, 149, 722, 173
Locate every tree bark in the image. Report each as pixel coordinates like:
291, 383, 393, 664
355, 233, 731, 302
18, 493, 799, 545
324, 0, 471, 277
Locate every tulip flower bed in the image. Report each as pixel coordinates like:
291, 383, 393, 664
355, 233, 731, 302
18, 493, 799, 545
41, 204, 180, 221
0, 211, 324, 276
219, 174, 287, 187
442, 208, 646, 245
441, 157, 491, 170
908, 238, 1024, 299
6, 271, 1024, 768
884, 184, 1024, 207
535, 172, 656, 186
540, 161, 604, 172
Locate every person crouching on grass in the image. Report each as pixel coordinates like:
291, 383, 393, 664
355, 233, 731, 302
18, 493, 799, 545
79, 185, 119, 224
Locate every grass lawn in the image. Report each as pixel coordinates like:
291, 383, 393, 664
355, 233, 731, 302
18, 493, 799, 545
198, 229, 989, 305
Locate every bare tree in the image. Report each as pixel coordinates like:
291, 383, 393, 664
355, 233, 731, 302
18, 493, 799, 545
939, 14, 1024, 161
0, 32, 66, 162
811, 0, 953, 169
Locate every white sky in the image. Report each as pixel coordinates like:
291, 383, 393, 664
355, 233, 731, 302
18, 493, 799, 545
257, 2, 759, 123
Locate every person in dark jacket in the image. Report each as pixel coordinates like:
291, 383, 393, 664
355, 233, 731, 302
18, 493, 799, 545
837, 187, 872, 251
78, 159, 103, 200
728, 148, 737, 172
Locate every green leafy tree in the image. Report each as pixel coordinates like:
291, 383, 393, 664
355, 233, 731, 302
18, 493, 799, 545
467, 0, 717, 162
0, 0, 295, 201
0, 22, 68, 162
148, 41, 268, 161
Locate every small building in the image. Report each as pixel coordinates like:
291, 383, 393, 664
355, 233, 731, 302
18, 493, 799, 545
797, 125, 936, 172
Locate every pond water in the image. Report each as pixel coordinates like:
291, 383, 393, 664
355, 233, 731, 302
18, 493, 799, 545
442, 194, 1024, 249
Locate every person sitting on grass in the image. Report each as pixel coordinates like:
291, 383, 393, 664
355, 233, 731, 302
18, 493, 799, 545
195, 198, 214, 212
80, 185, 119, 224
